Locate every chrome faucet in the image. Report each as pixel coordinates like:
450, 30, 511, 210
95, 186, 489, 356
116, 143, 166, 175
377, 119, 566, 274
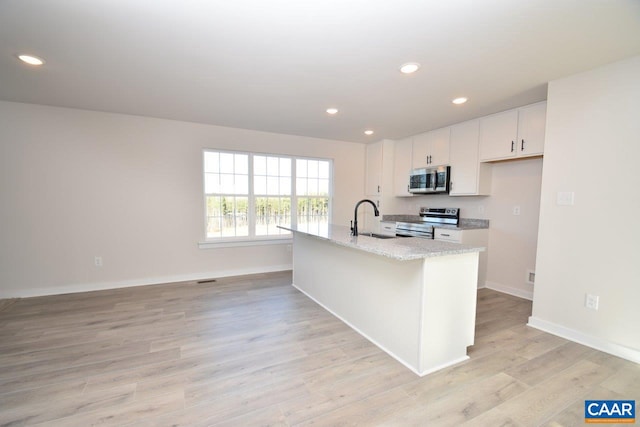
351, 199, 380, 236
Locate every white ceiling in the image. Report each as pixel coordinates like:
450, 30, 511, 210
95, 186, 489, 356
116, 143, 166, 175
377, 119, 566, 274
1, 1, 640, 143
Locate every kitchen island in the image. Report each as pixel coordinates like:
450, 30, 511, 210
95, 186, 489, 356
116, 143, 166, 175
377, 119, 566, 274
280, 224, 485, 376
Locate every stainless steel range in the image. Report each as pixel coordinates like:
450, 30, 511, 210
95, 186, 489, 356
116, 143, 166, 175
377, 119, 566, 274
396, 207, 460, 239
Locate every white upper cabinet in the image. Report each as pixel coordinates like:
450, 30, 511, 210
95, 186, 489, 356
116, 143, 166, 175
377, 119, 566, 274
449, 119, 492, 196
412, 127, 450, 168
517, 102, 546, 157
365, 140, 383, 196
393, 136, 413, 197
479, 101, 546, 162
478, 109, 519, 161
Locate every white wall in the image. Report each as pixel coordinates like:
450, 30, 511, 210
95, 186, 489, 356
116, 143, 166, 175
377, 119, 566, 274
385, 158, 543, 300
0, 101, 365, 298
529, 55, 640, 362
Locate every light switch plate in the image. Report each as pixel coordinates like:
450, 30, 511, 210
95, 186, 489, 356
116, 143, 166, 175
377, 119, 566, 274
557, 191, 575, 206
585, 293, 599, 310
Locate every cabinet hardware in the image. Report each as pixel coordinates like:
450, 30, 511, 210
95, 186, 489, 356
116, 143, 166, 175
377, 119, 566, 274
511, 141, 515, 152
377, 185, 380, 193
429, 155, 432, 164
441, 233, 450, 237
521, 139, 525, 151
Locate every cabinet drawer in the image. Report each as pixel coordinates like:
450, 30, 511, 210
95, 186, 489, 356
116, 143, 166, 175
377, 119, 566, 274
434, 228, 462, 243
379, 222, 397, 236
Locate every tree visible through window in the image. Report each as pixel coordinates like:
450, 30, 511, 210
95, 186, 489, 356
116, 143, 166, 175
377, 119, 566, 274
254, 155, 291, 236
203, 150, 331, 240
296, 159, 330, 234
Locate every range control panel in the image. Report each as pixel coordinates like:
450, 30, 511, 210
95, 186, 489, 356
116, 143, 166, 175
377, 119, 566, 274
419, 207, 460, 225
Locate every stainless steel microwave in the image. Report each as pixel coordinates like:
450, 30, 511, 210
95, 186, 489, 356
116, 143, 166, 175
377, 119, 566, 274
409, 166, 451, 194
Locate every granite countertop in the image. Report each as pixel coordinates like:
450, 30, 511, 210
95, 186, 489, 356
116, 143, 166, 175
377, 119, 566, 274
381, 215, 489, 230
279, 224, 485, 261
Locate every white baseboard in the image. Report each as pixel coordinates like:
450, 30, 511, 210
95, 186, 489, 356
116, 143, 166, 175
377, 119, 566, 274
484, 280, 533, 301
3, 264, 293, 299
527, 316, 640, 364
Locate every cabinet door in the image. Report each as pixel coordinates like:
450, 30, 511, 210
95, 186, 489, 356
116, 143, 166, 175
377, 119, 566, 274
428, 127, 450, 166
393, 137, 414, 197
365, 141, 383, 196
449, 120, 480, 195
411, 131, 429, 168
412, 128, 450, 167
479, 109, 518, 161
517, 102, 546, 157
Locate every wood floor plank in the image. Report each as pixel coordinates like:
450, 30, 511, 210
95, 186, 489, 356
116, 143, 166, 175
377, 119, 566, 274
32, 390, 185, 427
1, 270, 637, 426
0, 298, 19, 314
376, 372, 528, 425
291, 385, 415, 426
0, 383, 136, 426
505, 341, 596, 386
0, 379, 86, 409
0, 347, 181, 394
542, 385, 627, 427
482, 359, 616, 426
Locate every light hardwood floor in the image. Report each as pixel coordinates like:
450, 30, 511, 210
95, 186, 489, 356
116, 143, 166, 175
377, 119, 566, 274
0, 271, 638, 426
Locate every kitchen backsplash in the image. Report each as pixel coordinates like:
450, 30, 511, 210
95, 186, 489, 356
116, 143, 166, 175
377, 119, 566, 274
382, 214, 490, 229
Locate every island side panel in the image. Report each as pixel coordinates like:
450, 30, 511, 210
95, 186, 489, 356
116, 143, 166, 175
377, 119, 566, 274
419, 251, 479, 374
292, 233, 424, 373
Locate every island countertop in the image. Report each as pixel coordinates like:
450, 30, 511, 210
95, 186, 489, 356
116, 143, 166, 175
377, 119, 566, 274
279, 224, 485, 261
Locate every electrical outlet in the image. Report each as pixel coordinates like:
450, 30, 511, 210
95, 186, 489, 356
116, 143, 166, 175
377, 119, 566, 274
513, 206, 521, 216
94, 256, 103, 267
526, 270, 535, 285
585, 294, 599, 310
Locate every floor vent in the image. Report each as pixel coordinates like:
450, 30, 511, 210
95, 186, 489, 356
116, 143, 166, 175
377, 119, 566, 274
197, 279, 218, 284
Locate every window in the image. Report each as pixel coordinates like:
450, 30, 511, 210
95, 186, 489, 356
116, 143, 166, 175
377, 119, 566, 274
296, 159, 330, 235
203, 150, 331, 242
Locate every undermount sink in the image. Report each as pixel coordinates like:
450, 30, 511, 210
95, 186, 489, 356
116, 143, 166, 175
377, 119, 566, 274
359, 232, 396, 239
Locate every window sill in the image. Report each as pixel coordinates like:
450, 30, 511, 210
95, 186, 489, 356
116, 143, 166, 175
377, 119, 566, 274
198, 237, 292, 249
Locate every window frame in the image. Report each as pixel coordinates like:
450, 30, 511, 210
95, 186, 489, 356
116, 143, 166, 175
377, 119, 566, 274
200, 149, 333, 247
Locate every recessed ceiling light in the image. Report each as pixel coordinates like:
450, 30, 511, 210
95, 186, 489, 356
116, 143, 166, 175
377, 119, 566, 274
326, 108, 338, 115
17, 54, 45, 66
364, 130, 374, 136
452, 97, 468, 105
399, 63, 420, 74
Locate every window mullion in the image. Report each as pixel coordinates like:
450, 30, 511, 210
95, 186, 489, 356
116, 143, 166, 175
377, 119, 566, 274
291, 158, 297, 228
248, 154, 256, 237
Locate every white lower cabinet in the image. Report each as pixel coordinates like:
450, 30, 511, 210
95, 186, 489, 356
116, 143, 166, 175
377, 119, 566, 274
434, 228, 488, 287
